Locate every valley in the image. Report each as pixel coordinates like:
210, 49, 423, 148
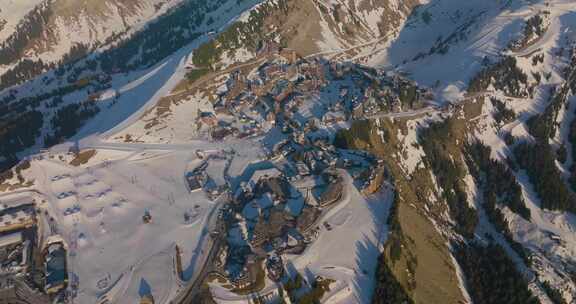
0, 0, 576, 304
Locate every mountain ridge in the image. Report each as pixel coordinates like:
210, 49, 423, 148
0, 0, 575, 303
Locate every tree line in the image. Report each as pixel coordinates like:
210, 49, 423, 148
419, 120, 478, 238
454, 242, 539, 304
469, 56, 529, 98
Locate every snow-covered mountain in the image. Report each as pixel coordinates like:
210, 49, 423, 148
1, 0, 576, 304
0, 0, 186, 71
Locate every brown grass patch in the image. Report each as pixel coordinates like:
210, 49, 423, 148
70, 149, 97, 166
338, 118, 466, 304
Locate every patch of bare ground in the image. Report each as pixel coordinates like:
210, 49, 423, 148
123, 134, 133, 142
173, 57, 264, 95
70, 149, 97, 166
385, 100, 485, 304
338, 117, 466, 304
0, 160, 34, 192
272, 0, 323, 56
140, 95, 175, 130
53, 0, 146, 20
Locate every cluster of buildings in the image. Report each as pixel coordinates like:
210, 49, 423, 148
190, 45, 419, 297
185, 154, 229, 200
197, 52, 328, 140
209, 162, 349, 291
195, 45, 430, 144
0, 199, 68, 304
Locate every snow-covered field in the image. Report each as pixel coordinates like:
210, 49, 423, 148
23, 148, 214, 303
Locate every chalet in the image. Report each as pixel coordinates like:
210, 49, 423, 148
0, 201, 47, 303
0, 203, 36, 234
272, 80, 293, 103
261, 64, 283, 80
316, 170, 344, 207
266, 111, 276, 125
253, 97, 273, 113
331, 62, 345, 78
250, 79, 267, 97
297, 79, 320, 93
247, 168, 282, 193
287, 229, 304, 247
273, 139, 290, 155
0, 231, 29, 273
322, 111, 346, 124
186, 171, 206, 193
294, 131, 307, 145
211, 127, 234, 141
266, 255, 284, 282
230, 268, 253, 289
198, 111, 218, 127
242, 193, 274, 221
266, 177, 291, 202
350, 101, 363, 119
250, 217, 270, 248
233, 184, 252, 206
295, 162, 310, 176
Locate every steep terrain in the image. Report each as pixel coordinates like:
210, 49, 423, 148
0, 0, 191, 90
0, 0, 185, 64
1, 0, 576, 304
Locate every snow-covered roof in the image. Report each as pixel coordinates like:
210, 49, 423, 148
242, 193, 274, 221
0, 203, 35, 230
248, 168, 282, 189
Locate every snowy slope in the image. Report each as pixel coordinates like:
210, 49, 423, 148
3, 0, 576, 303
0, 0, 186, 75
366, 0, 576, 101
0, 0, 44, 43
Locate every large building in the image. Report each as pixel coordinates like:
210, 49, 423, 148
0, 201, 49, 304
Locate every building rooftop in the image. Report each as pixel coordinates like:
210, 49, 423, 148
0, 203, 35, 233
248, 168, 282, 191
45, 243, 67, 293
